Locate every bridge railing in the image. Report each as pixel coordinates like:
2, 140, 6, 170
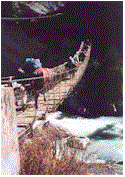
1, 65, 80, 111
1, 66, 77, 84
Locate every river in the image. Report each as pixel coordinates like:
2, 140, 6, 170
46, 111, 123, 163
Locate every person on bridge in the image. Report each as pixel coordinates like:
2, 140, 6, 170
66, 56, 79, 78
67, 56, 79, 69
17, 58, 51, 109
18, 58, 42, 77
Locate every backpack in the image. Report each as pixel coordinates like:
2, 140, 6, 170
26, 58, 42, 69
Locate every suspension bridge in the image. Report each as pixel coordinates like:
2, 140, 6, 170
1, 44, 91, 141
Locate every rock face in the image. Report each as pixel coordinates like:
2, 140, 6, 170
66, 137, 91, 150
33, 120, 70, 140
1, 1, 66, 17
33, 119, 91, 151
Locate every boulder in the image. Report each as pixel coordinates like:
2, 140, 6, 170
66, 136, 91, 150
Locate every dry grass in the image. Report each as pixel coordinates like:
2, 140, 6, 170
19, 131, 89, 175
19, 122, 122, 175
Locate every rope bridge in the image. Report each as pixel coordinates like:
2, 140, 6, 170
1, 44, 91, 138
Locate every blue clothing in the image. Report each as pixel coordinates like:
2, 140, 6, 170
67, 56, 76, 69
26, 58, 42, 69
69, 56, 74, 65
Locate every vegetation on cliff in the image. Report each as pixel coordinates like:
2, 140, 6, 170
19, 122, 123, 175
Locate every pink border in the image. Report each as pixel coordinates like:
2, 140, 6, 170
123, 0, 125, 174
0, 2, 1, 174
0, 0, 125, 176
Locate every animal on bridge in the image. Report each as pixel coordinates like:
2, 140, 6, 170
17, 65, 52, 109
32, 67, 52, 109
16, 59, 70, 110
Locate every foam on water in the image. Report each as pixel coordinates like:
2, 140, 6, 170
47, 111, 123, 138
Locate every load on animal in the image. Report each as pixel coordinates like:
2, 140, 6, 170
3, 41, 90, 110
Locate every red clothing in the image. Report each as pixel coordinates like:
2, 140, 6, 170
35, 67, 51, 82
74, 62, 80, 66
